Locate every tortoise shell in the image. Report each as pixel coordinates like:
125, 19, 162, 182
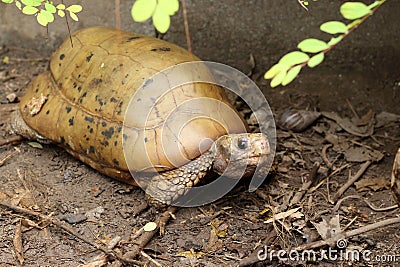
19, 27, 247, 183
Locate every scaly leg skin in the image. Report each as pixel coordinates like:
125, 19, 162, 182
9, 110, 50, 144
145, 150, 214, 206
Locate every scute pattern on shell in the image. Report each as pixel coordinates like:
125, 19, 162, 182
18, 27, 246, 182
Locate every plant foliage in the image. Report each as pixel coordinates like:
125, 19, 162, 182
1, 0, 82, 26
264, 0, 387, 88
131, 0, 179, 33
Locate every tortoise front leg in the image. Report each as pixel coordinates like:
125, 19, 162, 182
145, 150, 214, 205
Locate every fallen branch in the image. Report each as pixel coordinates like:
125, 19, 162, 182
0, 135, 23, 147
0, 200, 145, 266
123, 206, 178, 261
331, 161, 372, 203
289, 162, 320, 207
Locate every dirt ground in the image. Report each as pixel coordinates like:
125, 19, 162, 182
0, 27, 399, 267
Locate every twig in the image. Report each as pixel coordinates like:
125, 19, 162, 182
0, 135, 23, 147
289, 162, 320, 207
140, 251, 162, 267
0, 200, 145, 266
238, 225, 276, 267
334, 195, 398, 212
0, 148, 19, 167
124, 206, 178, 261
181, 0, 192, 53
321, 144, 333, 169
293, 217, 400, 251
115, 0, 121, 30
331, 161, 372, 203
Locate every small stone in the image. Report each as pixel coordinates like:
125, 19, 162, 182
60, 213, 87, 224
6, 93, 17, 103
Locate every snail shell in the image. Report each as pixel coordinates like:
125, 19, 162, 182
278, 110, 321, 132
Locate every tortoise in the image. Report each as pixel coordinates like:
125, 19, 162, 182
10, 27, 270, 205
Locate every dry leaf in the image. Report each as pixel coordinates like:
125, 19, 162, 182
311, 215, 343, 241
344, 147, 384, 162
264, 207, 302, 224
13, 220, 24, 265
354, 177, 389, 191
176, 248, 204, 259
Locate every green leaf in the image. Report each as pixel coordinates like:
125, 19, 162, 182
66, 4, 82, 13
21, 0, 41, 6
69, 11, 78, 21
143, 222, 157, 232
307, 52, 324, 68
28, 142, 43, 149
158, 0, 179, 16
320, 21, 348, 34
2, 0, 14, 4
22, 5, 37, 14
15, 1, 22, 10
45, 2, 56, 13
3, 56, 9, 64
56, 3, 65, 10
57, 9, 65, 17
298, 38, 328, 53
327, 36, 343, 46
36, 9, 53, 26
282, 66, 302, 86
340, 2, 371, 20
131, 0, 157, 22
270, 69, 287, 88
279, 51, 310, 66
264, 63, 289, 79
153, 5, 170, 33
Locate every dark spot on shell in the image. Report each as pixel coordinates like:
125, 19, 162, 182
86, 137, 89, 141
101, 121, 107, 127
85, 116, 94, 123
117, 127, 122, 133
150, 97, 156, 103
125, 74, 129, 78
159, 47, 171, 51
114, 141, 118, 146
78, 74, 81, 78
81, 92, 87, 98
123, 134, 127, 140
69, 116, 74, 126
59, 54, 65, 60
86, 52, 94, 62
95, 78, 103, 85
113, 159, 120, 166
78, 86, 82, 92
144, 137, 148, 143
150, 48, 157, 52
110, 97, 117, 103
60, 136, 65, 144
65, 106, 72, 113
127, 36, 140, 41
89, 128, 94, 133
73, 82, 77, 88
101, 140, 109, 147
46, 94, 50, 98
59, 63, 61, 67
46, 110, 50, 115
101, 127, 114, 139
89, 146, 95, 153
137, 98, 142, 102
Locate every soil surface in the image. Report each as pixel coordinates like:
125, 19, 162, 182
0, 29, 399, 267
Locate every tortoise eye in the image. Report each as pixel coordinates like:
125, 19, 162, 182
237, 137, 248, 149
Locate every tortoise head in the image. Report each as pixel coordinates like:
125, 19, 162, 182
212, 133, 270, 178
